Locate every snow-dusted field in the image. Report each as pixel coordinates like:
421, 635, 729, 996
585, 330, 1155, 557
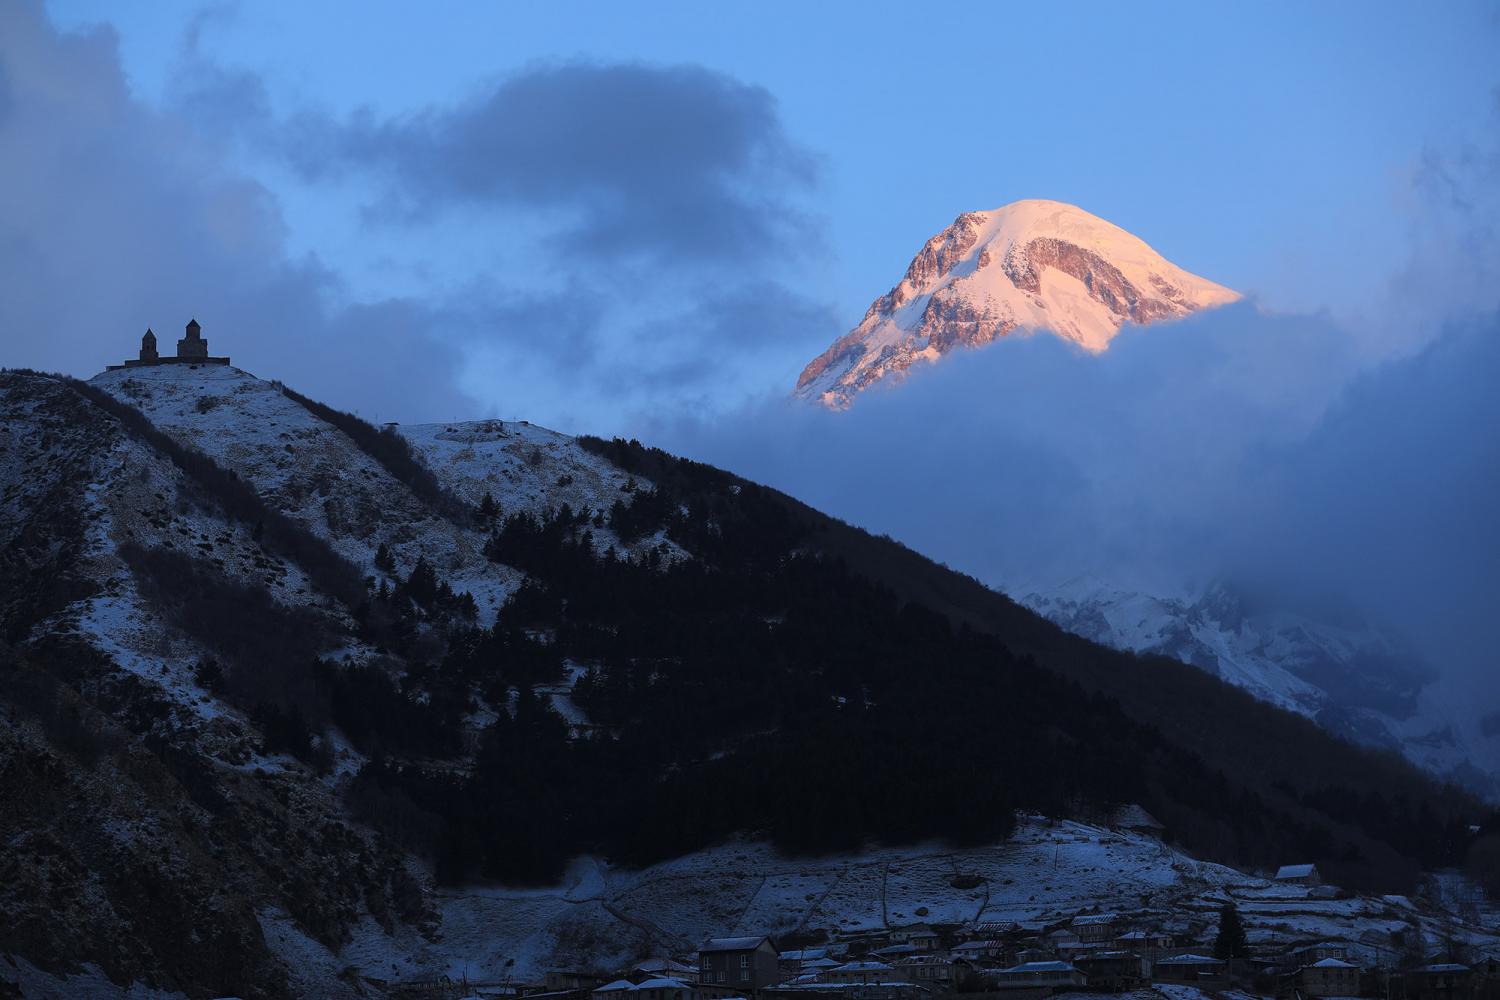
266, 819, 1498, 984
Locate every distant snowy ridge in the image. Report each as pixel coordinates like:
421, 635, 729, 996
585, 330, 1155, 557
795, 200, 1238, 406
1019, 578, 1499, 799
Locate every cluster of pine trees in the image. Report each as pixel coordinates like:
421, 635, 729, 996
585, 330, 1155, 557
336, 440, 1485, 889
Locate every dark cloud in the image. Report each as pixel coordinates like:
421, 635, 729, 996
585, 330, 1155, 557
616, 281, 840, 394
649, 301, 1500, 725
1255, 317, 1500, 683
152, 24, 835, 421
651, 302, 1363, 591
0, 2, 473, 420
2, 5, 837, 426
274, 61, 821, 265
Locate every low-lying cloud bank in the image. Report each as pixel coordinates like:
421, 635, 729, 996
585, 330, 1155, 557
648, 300, 1500, 701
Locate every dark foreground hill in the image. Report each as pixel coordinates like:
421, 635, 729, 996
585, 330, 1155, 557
0, 364, 1488, 998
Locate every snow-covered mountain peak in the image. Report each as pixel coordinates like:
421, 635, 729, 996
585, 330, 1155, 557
795, 199, 1239, 407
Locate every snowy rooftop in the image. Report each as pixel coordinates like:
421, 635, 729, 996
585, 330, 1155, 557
998, 961, 1079, 974
1073, 913, 1119, 925
701, 937, 770, 953
1276, 864, 1319, 879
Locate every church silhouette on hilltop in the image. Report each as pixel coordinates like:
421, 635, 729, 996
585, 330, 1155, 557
108, 319, 230, 370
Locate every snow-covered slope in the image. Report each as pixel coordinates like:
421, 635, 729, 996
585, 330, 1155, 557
254, 818, 1497, 987
795, 200, 1238, 406
1021, 578, 1499, 798
2, 362, 1490, 999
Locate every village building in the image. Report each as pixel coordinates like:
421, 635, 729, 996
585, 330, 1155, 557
950, 940, 1007, 964
695, 984, 751, 1000
1115, 930, 1174, 958
593, 980, 640, 1000
833, 930, 893, 957
1290, 943, 1351, 966
1071, 912, 1119, 945
1153, 954, 1227, 983
633, 960, 699, 984
634, 978, 694, 1000
699, 937, 781, 992
549, 972, 610, 993
825, 962, 896, 987
1295, 957, 1363, 997
798, 960, 841, 978
1075, 951, 1148, 990
779, 951, 832, 979
108, 320, 230, 370
763, 982, 930, 1000
887, 926, 941, 952
1401, 964, 1475, 1000
970, 920, 1023, 938
1044, 929, 1087, 958
1275, 864, 1323, 886
887, 956, 953, 989
991, 960, 1087, 990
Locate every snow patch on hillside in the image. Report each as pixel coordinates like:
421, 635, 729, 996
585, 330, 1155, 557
265, 818, 1498, 984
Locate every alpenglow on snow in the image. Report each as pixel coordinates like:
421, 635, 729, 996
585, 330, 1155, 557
795, 199, 1239, 407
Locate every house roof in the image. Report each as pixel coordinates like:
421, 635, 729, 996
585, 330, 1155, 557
952, 941, 1003, 951
800, 959, 840, 970
635, 978, 690, 990
832, 961, 893, 973
766, 984, 929, 994
1416, 964, 1472, 973
872, 944, 919, 956
1156, 955, 1225, 966
593, 981, 638, 993
1073, 913, 1119, 926
1310, 959, 1359, 969
1276, 864, 1319, 879
702, 937, 771, 953
780, 949, 830, 962
635, 960, 695, 975
998, 961, 1079, 974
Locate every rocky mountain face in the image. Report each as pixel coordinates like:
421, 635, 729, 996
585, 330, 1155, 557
0, 362, 1486, 998
1020, 579, 1499, 799
794, 200, 1239, 406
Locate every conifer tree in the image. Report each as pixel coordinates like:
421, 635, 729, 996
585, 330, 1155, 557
1214, 901, 1247, 960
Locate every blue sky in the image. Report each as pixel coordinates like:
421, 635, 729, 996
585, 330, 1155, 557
52, 2, 1497, 311
28, 1, 1500, 427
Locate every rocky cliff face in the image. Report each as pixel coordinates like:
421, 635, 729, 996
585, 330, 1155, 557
795, 200, 1238, 407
